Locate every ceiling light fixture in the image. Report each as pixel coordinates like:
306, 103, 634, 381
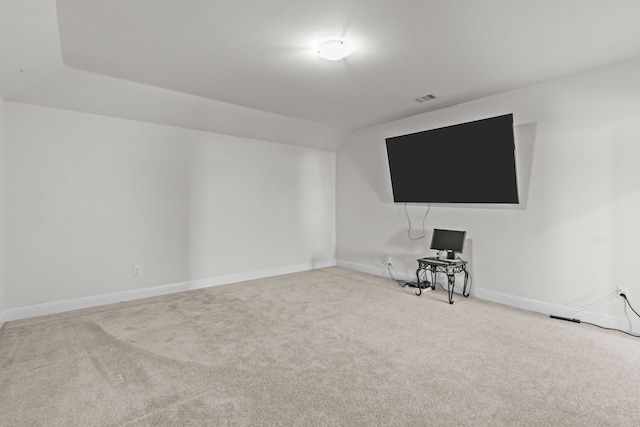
317, 39, 354, 61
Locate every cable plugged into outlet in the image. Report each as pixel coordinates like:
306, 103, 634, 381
385, 253, 394, 267
617, 286, 628, 298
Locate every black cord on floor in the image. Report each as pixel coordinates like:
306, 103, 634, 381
387, 264, 413, 287
580, 321, 640, 338
550, 292, 640, 338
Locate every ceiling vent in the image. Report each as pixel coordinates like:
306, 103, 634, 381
413, 94, 437, 103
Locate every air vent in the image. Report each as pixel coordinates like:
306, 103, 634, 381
413, 94, 437, 103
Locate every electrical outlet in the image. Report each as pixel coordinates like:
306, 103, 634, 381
386, 254, 393, 266
133, 265, 142, 276
617, 286, 627, 298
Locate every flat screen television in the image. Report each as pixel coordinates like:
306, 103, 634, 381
430, 229, 466, 259
385, 114, 519, 203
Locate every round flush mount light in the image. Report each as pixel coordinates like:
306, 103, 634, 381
317, 39, 354, 61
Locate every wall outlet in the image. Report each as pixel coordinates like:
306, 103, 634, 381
386, 254, 393, 266
133, 265, 142, 276
617, 286, 627, 298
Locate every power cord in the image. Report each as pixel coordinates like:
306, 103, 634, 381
581, 320, 639, 337
388, 260, 433, 289
404, 203, 431, 241
550, 292, 640, 338
387, 263, 421, 288
620, 292, 640, 318
387, 263, 399, 282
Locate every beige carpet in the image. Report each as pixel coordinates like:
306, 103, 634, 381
1, 267, 639, 426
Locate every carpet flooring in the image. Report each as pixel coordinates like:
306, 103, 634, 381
1, 267, 639, 426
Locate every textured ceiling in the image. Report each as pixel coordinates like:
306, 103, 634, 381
2, 0, 640, 150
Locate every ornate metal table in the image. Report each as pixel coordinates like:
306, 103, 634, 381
415, 257, 470, 304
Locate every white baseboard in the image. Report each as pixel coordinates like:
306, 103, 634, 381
337, 259, 416, 282
0, 310, 5, 331
473, 287, 640, 334
337, 259, 640, 335
2, 260, 336, 323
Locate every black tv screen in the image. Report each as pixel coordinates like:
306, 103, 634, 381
385, 114, 519, 203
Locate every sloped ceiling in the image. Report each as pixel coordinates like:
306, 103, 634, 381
2, 0, 640, 150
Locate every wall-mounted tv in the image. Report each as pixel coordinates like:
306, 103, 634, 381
385, 114, 519, 204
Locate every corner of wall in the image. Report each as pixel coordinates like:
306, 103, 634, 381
0, 93, 6, 326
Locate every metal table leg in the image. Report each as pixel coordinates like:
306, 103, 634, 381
415, 266, 429, 296
462, 268, 470, 297
447, 273, 455, 304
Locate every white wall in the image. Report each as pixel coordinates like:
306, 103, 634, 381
0, 94, 6, 325
336, 57, 640, 325
5, 103, 335, 308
